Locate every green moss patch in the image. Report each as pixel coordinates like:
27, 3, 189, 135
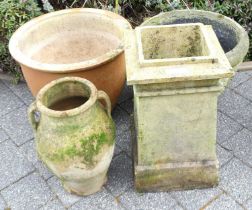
49, 132, 113, 166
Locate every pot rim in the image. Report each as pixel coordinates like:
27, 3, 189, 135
9, 8, 132, 73
142, 9, 249, 68
36, 77, 97, 117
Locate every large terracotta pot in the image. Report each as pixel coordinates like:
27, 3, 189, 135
9, 8, 132, 107
142, 10, 249, 71
28, 77, 115, 195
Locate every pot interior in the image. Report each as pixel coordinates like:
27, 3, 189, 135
42, 81, 91, 111
140, 25, 209, 60
18, 12, 122, 64
161, 17, 237, 53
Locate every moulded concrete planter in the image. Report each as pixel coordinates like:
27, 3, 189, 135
141, 10, 249, 71
125, 23, 233, 192
28, 77, 115, 196
9, 8, 132, 107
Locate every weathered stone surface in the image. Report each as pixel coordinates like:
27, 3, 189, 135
0, 69, 252, 209
32, 77, 116, 196
216, 145, 233, 167
0, 128, 9, 143
1, 173, 54, 210
235, 78, 252, 101
0, 81, 24, 117
218, 88, 250, 112
216, 112, 243, 144
140, 10, 249, 71
117, 83, 133, 104
246, 70, 252, 76
39, 199, 65, 210
125, 24, 233, 85
69, 188, 124, 210
228, 72, 251, 89
105, 153, 133, 196
2, 80, 34, 106
171, 188, 222, 210
219, 158, 252, 203
171, 204, 184, 210
112, 106, 131, 135
0, 195, 7, 209
47, 176, 82, 208
119, 189, 177, 210
113, 143, 124, 157
0, 106, 34, 146
244, 198, 252, 209
135, 160, 219, 192
119, 98, 133, 114
205, 194, 244, 210
218, 89, 251, 126
136, 90, 219, 165
233, 103, 252, 131
133, 88, 221, 192
222, 128, 252, 167
19, 139, 53, 180
0, 140, 34, 190
125, 23, 232, 191
115, 129, 132, 157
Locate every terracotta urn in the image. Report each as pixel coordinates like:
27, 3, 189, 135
9, 8, 132, 107
28, 77, 115, 195
141, 10, 249, 71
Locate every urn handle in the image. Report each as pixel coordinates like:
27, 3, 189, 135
28, 102, 39, 131
98, 90, 111, 117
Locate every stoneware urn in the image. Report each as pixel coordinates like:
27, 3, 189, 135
28, 77, 115, 195
9, 8, 132, 107
142, 10, 249, 71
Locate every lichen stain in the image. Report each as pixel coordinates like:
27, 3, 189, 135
48, 132, 113, 166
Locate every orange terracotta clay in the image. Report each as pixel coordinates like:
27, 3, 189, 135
21, 53, 125, 107
9, 8, 132, 107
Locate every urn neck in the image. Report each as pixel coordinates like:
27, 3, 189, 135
36, 77, 97, 117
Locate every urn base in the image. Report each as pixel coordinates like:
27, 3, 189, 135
134, 160, 219, 192
62, 172, 108, 196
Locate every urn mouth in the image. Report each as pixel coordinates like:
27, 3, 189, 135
9, 8, 132, 73
36, 77, 97, 117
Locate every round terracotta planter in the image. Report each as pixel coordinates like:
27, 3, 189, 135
142, 10, 249, 71
9, 8, 132, 107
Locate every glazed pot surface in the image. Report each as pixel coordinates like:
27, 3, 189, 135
28, 77, 116, 195
9, 8, 132, 107
142, 10, 249, 69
